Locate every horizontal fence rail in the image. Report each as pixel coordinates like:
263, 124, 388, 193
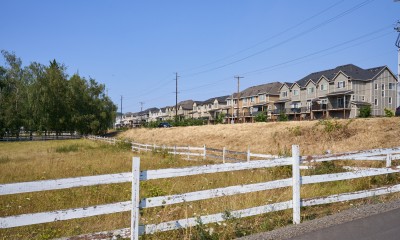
87, 135, 279, 162
2, 143, 400, 240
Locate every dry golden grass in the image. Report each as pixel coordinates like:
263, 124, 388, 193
120, 117, 400, 155
2, 118, 400, 239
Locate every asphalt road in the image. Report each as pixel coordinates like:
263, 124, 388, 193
288, 207, 400, 240
239, 198, 400, 240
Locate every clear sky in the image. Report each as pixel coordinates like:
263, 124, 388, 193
1, 0, 399, 113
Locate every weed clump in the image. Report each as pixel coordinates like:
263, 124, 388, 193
55, 144, 80, 153
314, 119, 354, 140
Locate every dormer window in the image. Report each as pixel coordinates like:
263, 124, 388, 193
282, 91, 288, 98
293, 89, 299, 96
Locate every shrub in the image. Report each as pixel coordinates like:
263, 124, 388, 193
254, 112, 267, 122
315, 119, 353, 140
359, 105, 371, 118
287, 126, 302, 136
215, 113, 226, 124
277, 112, 288, 121
384, 108, 394, 117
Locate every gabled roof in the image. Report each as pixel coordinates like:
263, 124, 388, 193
177, 100, 194, 110
279, 82, 293, 90
238, 82, 282, 98
201, 95, 229, 104
295, 64, 389, 87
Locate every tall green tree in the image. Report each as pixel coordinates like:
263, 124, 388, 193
0, 50, 27, 137
0, 50, 117, 136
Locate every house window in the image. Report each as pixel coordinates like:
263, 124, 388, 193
292, 102, 301, 108
282, 91, 288, 98
389, 97, 392, 104
293, 89, 299, 96
307, 87, 314, 94
374, 98, 378, 106
374, 83, 378, 90
382, 91, 385, 97
306, 101, 312, 109
259, 95, 265, 101
389, 83, 395, 90
251, 97, 255, 103
337, 81, 345, 89
381, 84, 385, 90
320, 84, 327, 91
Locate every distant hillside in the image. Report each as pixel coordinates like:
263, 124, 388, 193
119, 118, 400, 155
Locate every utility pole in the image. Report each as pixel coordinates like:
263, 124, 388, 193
120, 95, 123, 121
175, 72, 179, 123
395, 21, 400, 107
139, 102, 145, 112
231, 94, 234, 124
235, 76, 244, 123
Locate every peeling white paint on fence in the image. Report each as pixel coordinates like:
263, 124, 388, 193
141, 157, 292, 180
302, 184, 400, 207
140, 178, 292, 208
302, 167, 400, 185
0, 201, 132, 228
142, 200, 292, 234
0, 173, 131, 196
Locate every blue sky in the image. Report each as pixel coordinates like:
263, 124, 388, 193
1, 0, 399, 113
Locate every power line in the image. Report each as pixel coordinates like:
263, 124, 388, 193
179, 24, 392, 96
182, 0, 376, 78
180, 0, 345, 74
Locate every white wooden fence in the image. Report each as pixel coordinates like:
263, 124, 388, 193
2, 145, 400, 240
87, 135, 279, 162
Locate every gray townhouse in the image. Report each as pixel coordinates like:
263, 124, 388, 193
274, 64, 398, 120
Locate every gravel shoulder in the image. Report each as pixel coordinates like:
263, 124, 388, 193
237, 198, 400, 240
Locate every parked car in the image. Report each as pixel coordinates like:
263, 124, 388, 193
396, 106, 400, 117
158, 122, 172, 128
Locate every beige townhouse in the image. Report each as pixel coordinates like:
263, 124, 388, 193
226, 82, 282, 122
274, 64, 398, 120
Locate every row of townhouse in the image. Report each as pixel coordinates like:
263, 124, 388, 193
273, 64, 398, 120
117, 64, 398, 127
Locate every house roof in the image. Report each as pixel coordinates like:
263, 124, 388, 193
294, 64, 387, 88
240, 82, 282, 98
228, 82, 282, 99
201, 95, 229, 104
178, 100, 195, 110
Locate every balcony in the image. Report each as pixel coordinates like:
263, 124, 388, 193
272, 108, 301, 114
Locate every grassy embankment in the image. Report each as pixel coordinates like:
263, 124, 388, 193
0, 117, 400, 239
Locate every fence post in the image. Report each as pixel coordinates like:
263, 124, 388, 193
203, 145, 206, 160
292, 145, 301, 225
247, 147, 250, 162
131, 157, 140, 240
386, 154, 392, 168
174, 145, 176, 156
223, 147, 226, 163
